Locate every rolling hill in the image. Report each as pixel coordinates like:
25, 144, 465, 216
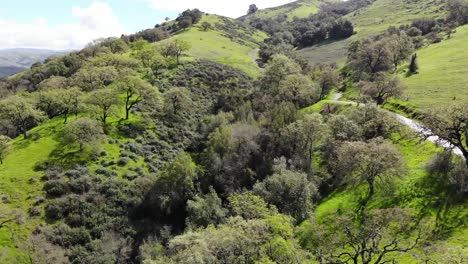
297, 0, 446, 64
164, 14, 267, 77
399, 24, 468, 110
239, 0, 331, 22
0, 1, 468, 263
0, 49, 66, 77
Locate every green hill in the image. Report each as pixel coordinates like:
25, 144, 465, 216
240, 0, 330, 22
297, 0, 445, 63
399, 24, 468, 110
1, 2, 468, 263
164, 14, 267, 77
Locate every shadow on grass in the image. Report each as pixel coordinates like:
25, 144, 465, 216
46, 147, 91, 170
394, 154, 467, 238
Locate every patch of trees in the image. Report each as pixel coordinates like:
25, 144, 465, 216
299, 208, 426, 264
248, 4, 258, 15
447, 0, 468, 25
253, 0, 378, 59
176, 9, 203, 28
125, 28, 171, 43
424, 104, 468, 167
321, 0, 377, 16
0, 33, 441, 263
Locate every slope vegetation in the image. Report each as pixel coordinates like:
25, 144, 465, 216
400, 24, 468, 110
297, 0, 445, 63
240, 0, 330, 22
165, 14, 267, 77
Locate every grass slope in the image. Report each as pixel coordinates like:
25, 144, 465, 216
400, 25, 468, 110
0, 112, 145, 263
297, 0, 445, 64
0, 119, 62, 263
240, 0, 331, 22
165, 15, 267, 77
303, 100, 468, 261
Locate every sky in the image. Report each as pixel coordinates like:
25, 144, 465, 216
0, 0, 295, 51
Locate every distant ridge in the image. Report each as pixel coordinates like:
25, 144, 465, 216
0, 48, 69, 77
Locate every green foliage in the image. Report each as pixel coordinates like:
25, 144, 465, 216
142, 152, 199, 222
447, 0, 468, 25
158, 39, 191, 65
298, 208, 425, 263
63, 118, 103, 151
254, 158, 318, 222
117, 76, 160, 120
359, 72, 405, 105
228, 191, 278, 220
0, 95, 46, 138
0, 135, 12, 164
334, 138, 405, 199
85, 88, 120, 124
144, 215, 307, 263
186, 187, 227, 228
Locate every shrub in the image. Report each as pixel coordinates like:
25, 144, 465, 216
34, 196, 46, 205
44, 180, 68, 197
95, 166, 113, 177
118, 157, 130, 166
45, 199, 69, 220
29, 206, 42, 217
69, 177, 92, 194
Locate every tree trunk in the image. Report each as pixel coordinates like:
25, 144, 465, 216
367, 178, 375, 199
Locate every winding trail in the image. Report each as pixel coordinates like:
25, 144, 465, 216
329, 93, 464, 158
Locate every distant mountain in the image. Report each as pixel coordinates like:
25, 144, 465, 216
0, 48, 68, 77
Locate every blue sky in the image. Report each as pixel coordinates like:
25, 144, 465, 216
0, 0, 293, 50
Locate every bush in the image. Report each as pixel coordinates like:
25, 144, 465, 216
411, 18, 436, 35
101, 159, 116, 167
44, 180, 68, 197
124, 173, 138, 181
95, 166, 114, 177
69, 177, 92, 194
29, 206, 42, 217
118, 157, 130, 166
64, 166, 88, 179
45, 199, 69, 220
34, 196, 46, 205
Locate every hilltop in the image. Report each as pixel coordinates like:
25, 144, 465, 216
239, 0, 331, 22
165, 14, 267, 77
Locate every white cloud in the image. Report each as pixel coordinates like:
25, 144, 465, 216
144, 0, 295, 18
0, 1, 125, 50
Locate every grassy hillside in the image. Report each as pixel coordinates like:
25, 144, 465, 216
399, 24, 468, 110
303, 101, 468, 261
163, 14, 267, 77
297, 0, 445, 64
240, 0, 330, 22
